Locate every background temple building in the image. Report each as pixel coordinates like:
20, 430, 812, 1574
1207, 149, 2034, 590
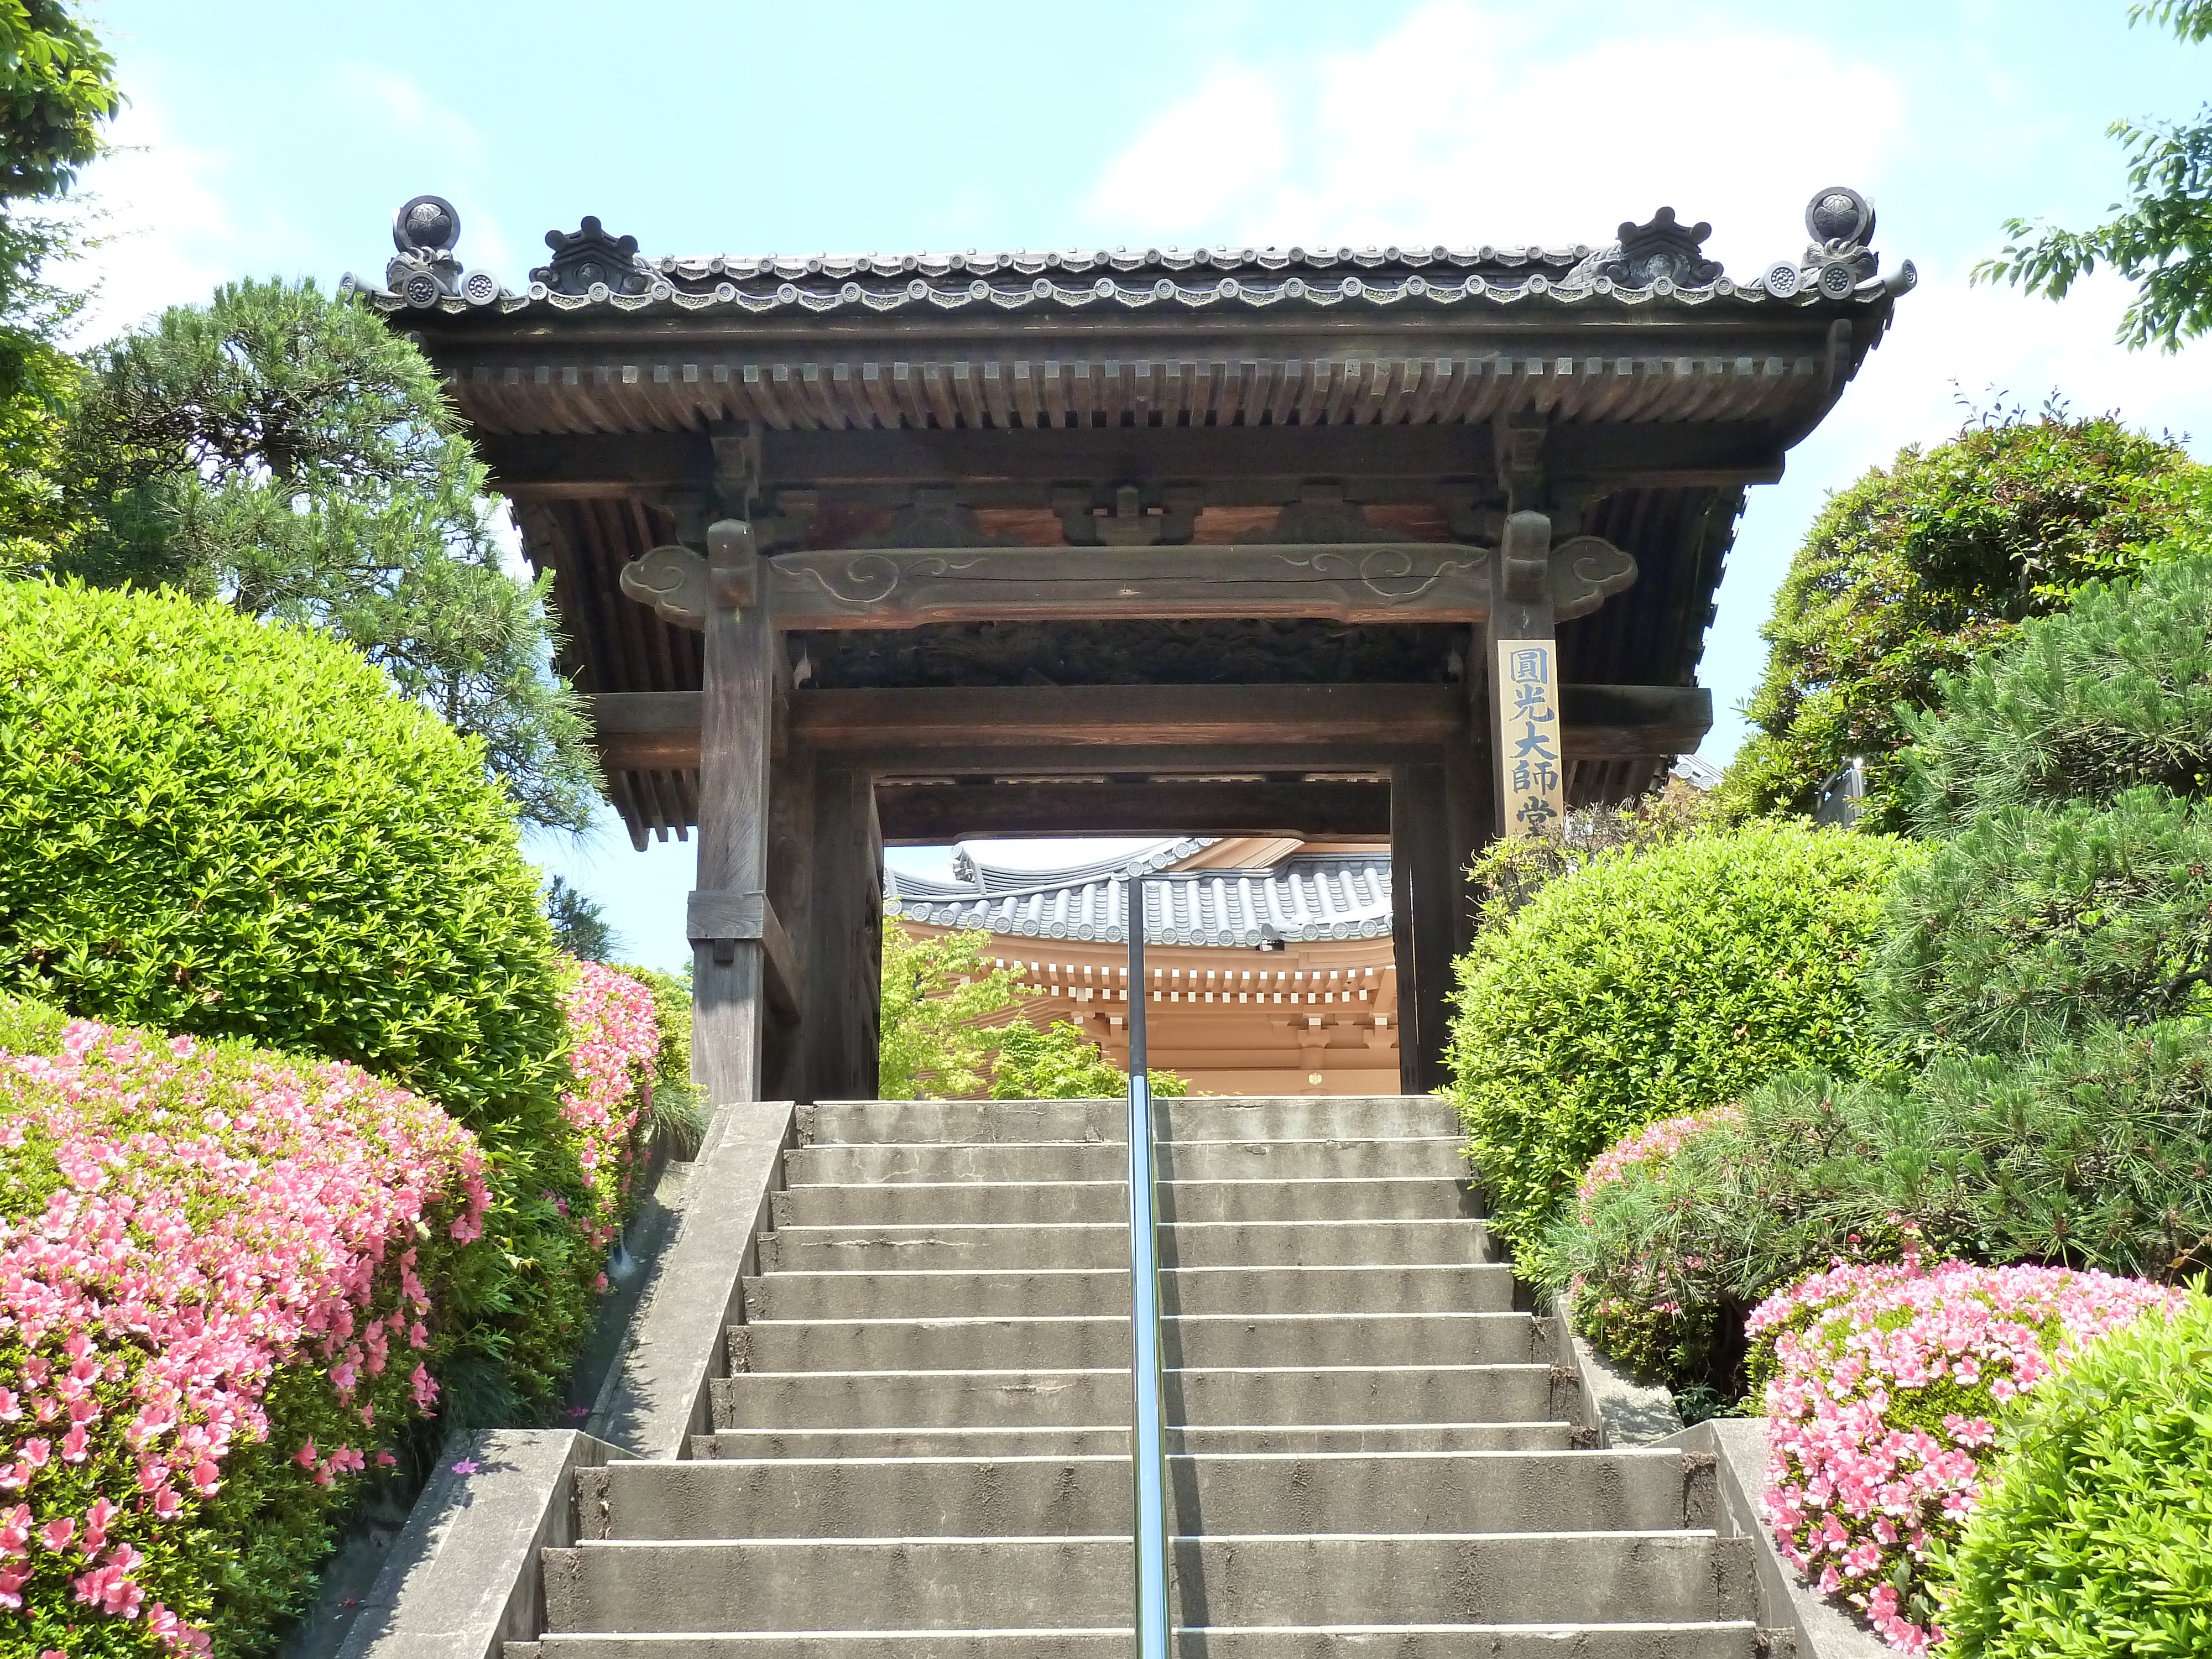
889, 836, 1400, 1095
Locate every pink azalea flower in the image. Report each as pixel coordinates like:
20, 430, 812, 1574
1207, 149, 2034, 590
1752, 1256, 2180, 1653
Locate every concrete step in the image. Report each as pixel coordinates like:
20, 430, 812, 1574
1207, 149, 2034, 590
733, 1312, 1538, 1373
580, 1450, 1699, 1540
803, 1095, 1458, 1146
743, 1265, 1515, 1321
785, 1138, 1469, 1186
711, 1364, 1571, 1430
757, 1219, 1494, 1272
771, 1178, 1476, 1229
540, 1532, 1758, 1632
531, 1623, 1761, 1658
692, 1423, 1578, 1459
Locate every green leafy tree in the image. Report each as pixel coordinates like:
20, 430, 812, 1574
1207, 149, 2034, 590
49, 277, 602, 830
0, 0, 118, 392
1976, 3, 2212, 351
991, 1017, 1190, 1099
878, 919, 1030, 1098
1721, 415, 2207, 828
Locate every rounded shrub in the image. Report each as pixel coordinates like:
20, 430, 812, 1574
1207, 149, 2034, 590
0, 580, 588, 1417
1446, 822, 1914, 1256
1940, 1290, 2212, 1658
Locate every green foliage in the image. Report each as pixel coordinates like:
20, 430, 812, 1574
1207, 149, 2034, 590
1465, 776, 1718, 937
990, 1017, 1190, 1100
878, 919, 1031, 1099
1871, 789, 2212, 1056
53, 278, 600, 830
0, 578, 593, 1421
1721, 417, 2206, 828
610, 959, 705, 1158
0, 0, 117, 205
1446, 822, 1913, 1257
1548, 1016, 2212, 1404
1940, 1290, 2212, 1658
1976, 6, 2212, 352
1900, 547, 2212, 831
547, 874, 618, 961
0, 985, 62, 1052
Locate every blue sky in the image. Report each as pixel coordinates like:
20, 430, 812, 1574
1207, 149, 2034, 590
69, 0, 2212, 969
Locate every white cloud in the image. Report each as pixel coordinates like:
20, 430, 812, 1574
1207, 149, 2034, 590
1079, 0, 2212, 762
60, 98, 243, 342
1083, 3, 1905, 272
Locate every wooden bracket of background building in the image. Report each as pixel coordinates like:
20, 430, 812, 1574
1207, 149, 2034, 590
685, 888, 799, 1019
616, 538, 1635, 630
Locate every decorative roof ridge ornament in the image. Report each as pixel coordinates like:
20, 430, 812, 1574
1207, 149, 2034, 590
341, 194, 504, 310
1568, 206, 1724, 291
534, 216, 651, 298
1796, 185, 1880, 299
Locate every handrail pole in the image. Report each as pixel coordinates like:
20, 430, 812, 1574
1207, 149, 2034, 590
1124, 875, 1172, 1659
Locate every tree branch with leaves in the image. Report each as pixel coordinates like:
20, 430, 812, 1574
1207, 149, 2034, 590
1975, 2, 2212, 351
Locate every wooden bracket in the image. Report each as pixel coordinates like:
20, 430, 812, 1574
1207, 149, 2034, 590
687, 888, 800, 1019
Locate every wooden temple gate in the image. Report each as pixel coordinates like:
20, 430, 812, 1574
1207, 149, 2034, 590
357, 189, 1908, 1103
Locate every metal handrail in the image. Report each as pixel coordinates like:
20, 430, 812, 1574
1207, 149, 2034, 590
1124, 874, 1171, 1659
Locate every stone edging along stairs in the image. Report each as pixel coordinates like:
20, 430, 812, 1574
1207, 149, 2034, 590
489, 1094, 1764, 1657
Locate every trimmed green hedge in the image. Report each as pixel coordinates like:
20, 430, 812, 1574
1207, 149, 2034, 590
1446, 822, 1914, 1256
0, 579, 590, 1418
1941, 1290, 2212, 1657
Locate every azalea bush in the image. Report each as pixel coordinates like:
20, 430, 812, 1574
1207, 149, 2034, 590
0, 580, 587, 1423
1940, 1290, 2212, 1658
1750, 1255, 2182, 1654
555, 960, 660, 1259
0, 1001, 489, 1658
1447, 822, 1913, 1256
608, 962, 705, 1159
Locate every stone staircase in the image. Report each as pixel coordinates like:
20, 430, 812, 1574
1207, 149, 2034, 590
523, 1094, 1759, 1655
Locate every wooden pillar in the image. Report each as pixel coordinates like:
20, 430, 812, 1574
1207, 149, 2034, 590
802, 761, 883, 1102
761, 727, 816, 1102
1485, 510, 1566, 838
1391, 760, 1456, 1095
689, 521, 779, 1104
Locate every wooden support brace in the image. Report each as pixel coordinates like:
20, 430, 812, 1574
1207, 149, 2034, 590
685, 888, 800, 1020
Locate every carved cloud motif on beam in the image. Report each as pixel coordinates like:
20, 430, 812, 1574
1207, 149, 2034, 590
1549, 535, 1639, 620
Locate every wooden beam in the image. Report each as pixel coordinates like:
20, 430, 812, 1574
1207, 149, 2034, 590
476, 420, 1785, 502
771, 542, 1495, 628
617, 537, 1634, 632
876, 780, 1391, 843
588, 684, 1710, 769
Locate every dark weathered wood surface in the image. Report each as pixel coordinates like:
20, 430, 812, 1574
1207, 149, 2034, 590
1390, 762, 1457, 1095
802, 763, 883, 1103
691, 523, 775, 1104
589, 683, 1710, 770
875, 780, 1391, 843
